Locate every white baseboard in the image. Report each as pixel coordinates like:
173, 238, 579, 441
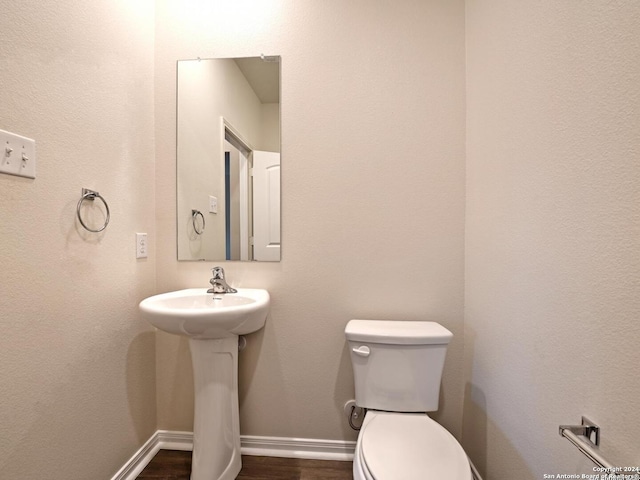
109, 432, 162, 480
110, 430, 356, 480
155, 430, 194, 451
111, 430, 483, 480
241, 434, 355, 461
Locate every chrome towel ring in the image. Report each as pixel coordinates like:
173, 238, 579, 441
77, 188, 110, 233
192, 209, 205, 235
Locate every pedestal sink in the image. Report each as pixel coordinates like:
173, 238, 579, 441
139, 288, 269, 480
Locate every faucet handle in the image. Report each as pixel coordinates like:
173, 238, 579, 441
208, 266, 237, 294
211, 266, 225, 279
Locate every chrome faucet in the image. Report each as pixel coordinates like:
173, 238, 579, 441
207, 267, 237, 294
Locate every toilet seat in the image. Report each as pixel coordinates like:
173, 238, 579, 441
356, 411, 472, 480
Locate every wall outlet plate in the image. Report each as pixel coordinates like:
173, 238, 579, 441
136, 233, 148, 259
0, 129, 36, 179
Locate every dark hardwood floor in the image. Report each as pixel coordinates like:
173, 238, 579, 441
137, 449, 354, 479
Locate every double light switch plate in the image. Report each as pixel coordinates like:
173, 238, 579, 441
0, 128, 36, 179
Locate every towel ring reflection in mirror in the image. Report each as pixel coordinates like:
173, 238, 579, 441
192, 209, 205, 235
76, 188, 110, 233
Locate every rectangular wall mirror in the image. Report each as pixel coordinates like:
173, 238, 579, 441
176, 56, 281, 261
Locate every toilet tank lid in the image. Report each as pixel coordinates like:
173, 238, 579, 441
345, 320, 453, 345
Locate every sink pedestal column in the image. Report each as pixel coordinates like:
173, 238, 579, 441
189, 336, 241, 480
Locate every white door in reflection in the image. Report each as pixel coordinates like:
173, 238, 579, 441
252, 150, 281, 261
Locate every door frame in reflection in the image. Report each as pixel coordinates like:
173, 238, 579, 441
222, 118, 252, 261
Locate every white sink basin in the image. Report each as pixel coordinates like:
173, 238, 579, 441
139, 288, 269, 339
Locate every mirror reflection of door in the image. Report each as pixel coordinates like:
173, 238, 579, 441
252, 151, 281, 261
224, 129, 281, 262
224, 144, 241, 260
224, 131, 251, 261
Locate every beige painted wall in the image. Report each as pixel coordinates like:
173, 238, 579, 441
0, 1, 158, 478
464, 1, 640, 478
154, 0, 466, 442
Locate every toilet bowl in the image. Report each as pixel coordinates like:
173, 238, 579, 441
345, 319, 472, 480
353, 411, 471, 480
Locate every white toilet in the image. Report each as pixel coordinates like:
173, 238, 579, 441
345, 319, 472, 480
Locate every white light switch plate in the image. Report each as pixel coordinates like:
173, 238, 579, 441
0, 129, 36, 179
209, 195, 218, 214
136, 233, 148, 259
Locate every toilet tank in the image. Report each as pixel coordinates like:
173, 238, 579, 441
345, 319, 453, 412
